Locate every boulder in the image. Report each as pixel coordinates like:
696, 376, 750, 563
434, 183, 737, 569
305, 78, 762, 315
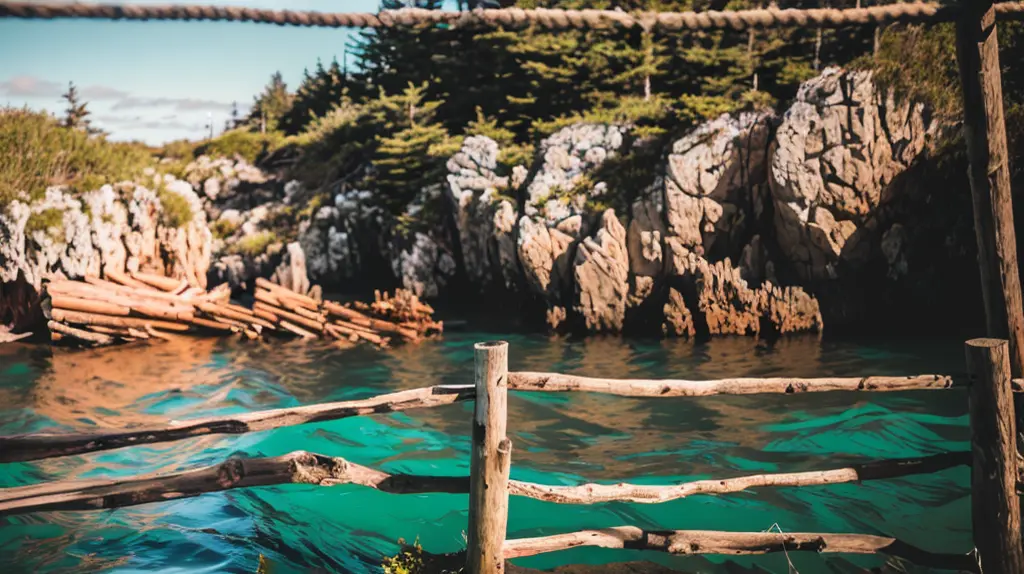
573, 209, 629, 332
664, 111, 772, 259
769, 67, 933, 280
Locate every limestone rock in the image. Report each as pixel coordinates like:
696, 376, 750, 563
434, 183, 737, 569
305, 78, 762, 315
662, 288, 695, 338
665, 238, 821, 337
525, 123, 627, 225
769, 67, 933, 280
664, 111, 772, 259
391, 232, 456, 299
271, 241, 311, 296
518, 215, 579, 301
573, 209, 629, 332
445, 136, 516, 286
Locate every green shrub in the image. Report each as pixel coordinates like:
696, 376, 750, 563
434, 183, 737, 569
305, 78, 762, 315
858, 24, 960, 121
210, 218, 239, 239
157, 188, 194, 228
194, 129, 285, 165
0, 107, 155, 207
232, 230, 278, 257
382, 539, 425, 574
24, 208, 65, 238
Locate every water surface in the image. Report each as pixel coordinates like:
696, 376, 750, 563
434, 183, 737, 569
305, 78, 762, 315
0, 327, 973, 573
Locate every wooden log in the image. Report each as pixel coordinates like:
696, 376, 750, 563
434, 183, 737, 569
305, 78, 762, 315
501, 527, 976, 571
0, 450, 469, 516
223, 302, 256, 317
51, 308, 191, 333
103, 268, 153, 291
47, 321, 113, 345
254, 301, 323, 333
965, 338, 1024, 573
190, 316, 235, 331
49, 295, 131, 317
326, 323, 386, 346
197, 302, 275, 329
255, 278, 318, 310
49, 282, 195, 314
129, 271, 182, 292
76, 277, 199, 305
278, 320, 320, 339
466, 341, 511, 574
87, 325, 151, 340
324, 301, 419, 340
0, 384, 474, 463
957, 2, 1024, 380
251, 307, 281, 325
508, 452, 968, 504
289, 304, 326, 323
331, 318, 384, 339
507, 372, 956, 397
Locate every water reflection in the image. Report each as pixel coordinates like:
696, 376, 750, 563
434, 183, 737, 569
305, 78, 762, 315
0, 331, 973, 573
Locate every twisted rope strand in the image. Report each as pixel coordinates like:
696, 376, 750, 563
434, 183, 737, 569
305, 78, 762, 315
2, 2, 1024, 31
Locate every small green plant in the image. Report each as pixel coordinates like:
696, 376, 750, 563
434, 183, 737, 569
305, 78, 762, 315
24, 208, 65, 239
232, 230, 278, 257
210, 218, 240, 239
156, 188, 194, 228
195, 128, 285, 165
382, 538, 424, 574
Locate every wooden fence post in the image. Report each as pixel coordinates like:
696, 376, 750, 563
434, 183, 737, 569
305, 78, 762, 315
955, 0, 1024, 382
965, 338, 1023, 574
466, 341, 512, 574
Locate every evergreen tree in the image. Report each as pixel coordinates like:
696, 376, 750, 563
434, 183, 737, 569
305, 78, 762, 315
370, 82, 458, 213
61, 82, 92, 132
247, 72, 292, 133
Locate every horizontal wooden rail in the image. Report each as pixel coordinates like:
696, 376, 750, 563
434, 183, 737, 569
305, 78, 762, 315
508, 372, 957, 397
1, 2, 1024, 31
0, 371, 991, 463
0, 450, 467, 516
501, 527, 977, 571
0, 384, 474, 463
508, 452, 968, 504
0, 451, 967, 516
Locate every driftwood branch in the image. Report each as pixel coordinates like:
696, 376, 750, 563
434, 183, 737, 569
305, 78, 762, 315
501, 527, 977, 571
508, 372, 957, 397
0, 385, 474, 463
0, 450, 468, 516
508, 452, 969, 504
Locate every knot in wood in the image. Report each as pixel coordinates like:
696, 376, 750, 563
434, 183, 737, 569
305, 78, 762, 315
216, 458, 245, 487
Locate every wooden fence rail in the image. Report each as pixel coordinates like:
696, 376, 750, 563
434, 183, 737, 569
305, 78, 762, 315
0, 338, 1017, 573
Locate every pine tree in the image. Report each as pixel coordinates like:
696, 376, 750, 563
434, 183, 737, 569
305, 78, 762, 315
247, 72, 292, 133
370, 82, 458, 213
62, 82, 92, 132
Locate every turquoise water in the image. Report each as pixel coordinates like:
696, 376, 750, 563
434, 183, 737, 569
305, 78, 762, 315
0, 328, 973, 573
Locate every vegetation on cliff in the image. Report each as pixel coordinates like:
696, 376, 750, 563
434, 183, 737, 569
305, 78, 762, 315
0, 108, 155, 207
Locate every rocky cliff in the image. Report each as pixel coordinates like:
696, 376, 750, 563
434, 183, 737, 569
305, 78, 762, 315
3, 66, 968, 339
0, 174, 211, 330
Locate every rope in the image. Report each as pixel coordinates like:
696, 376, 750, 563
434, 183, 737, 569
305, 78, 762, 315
1, 2, 1023, 31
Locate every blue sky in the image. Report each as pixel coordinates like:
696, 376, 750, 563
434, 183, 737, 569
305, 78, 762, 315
0, 0, 387, 145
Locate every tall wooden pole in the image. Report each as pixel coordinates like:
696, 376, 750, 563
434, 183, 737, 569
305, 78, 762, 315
466, 341, 512, 574
965, 338, 1024, 573
956, 0, 1024, 381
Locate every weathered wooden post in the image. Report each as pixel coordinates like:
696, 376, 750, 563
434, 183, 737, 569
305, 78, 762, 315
965, 338, 1023, 574
466, 341, 512, 574
956, 0, 1024, 381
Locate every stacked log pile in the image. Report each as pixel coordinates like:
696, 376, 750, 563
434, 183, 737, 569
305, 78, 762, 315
254, 279, 442, 346
43, 273, 441, 348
